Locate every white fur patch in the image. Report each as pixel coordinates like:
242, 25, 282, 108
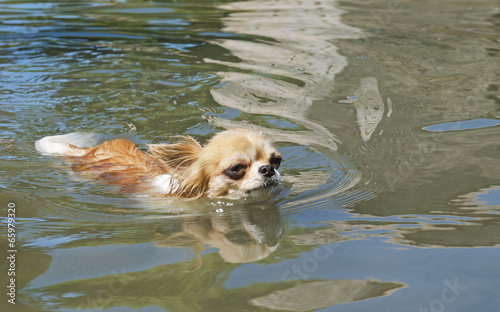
151, 174, 180, 194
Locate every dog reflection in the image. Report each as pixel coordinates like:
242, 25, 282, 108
156, 205, 283, 264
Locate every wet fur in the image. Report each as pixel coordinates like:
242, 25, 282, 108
36, 129, 281, 198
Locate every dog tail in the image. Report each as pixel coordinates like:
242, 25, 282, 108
35, 132, 105, 156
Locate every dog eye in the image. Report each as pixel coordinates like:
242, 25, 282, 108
270, 155, 282, 169
224, 164, 247, 180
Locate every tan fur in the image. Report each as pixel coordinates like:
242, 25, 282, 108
68, 139, 161, 193
148, 136, 206, 197
51, 129, 281, 198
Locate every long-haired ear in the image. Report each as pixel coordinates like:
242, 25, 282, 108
171, 169, 209, 198
148, 136, 202, 174
148, 136, 210, 198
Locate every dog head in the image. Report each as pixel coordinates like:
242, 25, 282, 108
149, 128, 282, 198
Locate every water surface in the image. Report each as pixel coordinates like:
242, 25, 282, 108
1, 0, 500, 311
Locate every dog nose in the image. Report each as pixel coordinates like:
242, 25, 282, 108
258, 165, 275, 178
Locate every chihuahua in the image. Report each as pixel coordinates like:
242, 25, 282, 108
35, 128, 282, 199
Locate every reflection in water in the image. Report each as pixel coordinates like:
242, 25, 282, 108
352, 77, 387, 141
291, 200, 500, 249
207, 0, 362, 150
206, 0, 368, 211
453, 185, 500, 213
155, 204, 284, 263
18, 201, 406, 312
20, 201, 284, 310
3, 0, 500, 311
424, 118, 500, 132
249, 279, 406, 311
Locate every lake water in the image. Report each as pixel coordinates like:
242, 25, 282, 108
1, 0, 500, 311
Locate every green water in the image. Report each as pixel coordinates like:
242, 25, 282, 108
1, 0, 500, 311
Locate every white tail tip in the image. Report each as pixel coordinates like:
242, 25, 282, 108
35, 132, 104, 156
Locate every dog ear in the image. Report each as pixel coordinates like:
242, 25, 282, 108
148, 136, 203, 174
148, 136, 209, 198
172, 169, 209, 198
